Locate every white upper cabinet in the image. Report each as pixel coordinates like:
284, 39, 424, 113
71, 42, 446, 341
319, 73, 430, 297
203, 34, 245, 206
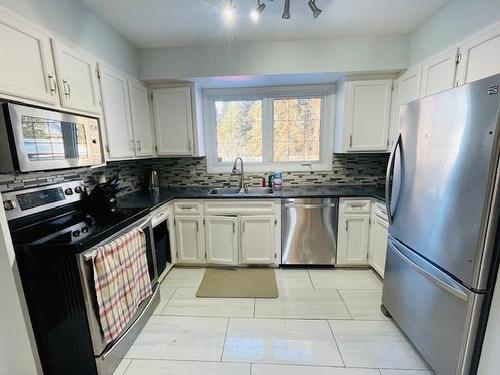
128, 79, 155, 157
240, 216, 275, 264
334, 79, 393, 153
205, 216, 238, 265
0, 7, 57, 105
99, 64, 135, 160
456, 23, 500, 86
420, 47, 458, 98
51, 40, 100, 114
152, 87, 195, 156
397, 66, 422, 106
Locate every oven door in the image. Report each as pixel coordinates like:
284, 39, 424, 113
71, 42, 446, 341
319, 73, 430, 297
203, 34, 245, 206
6, 103, 103, 171
77, 216, 158, 357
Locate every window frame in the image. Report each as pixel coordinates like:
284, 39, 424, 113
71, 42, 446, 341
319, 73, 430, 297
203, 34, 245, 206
203, 85, 335, 173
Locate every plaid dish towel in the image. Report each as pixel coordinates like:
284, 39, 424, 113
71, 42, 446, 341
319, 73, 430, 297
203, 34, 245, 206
92, 227, 152, 344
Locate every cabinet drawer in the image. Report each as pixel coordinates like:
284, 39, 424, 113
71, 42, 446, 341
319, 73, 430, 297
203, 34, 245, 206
375, 202, 388, 221
204, 200, 275, 215
341, 199, 371, 214
173, 201, 202, 215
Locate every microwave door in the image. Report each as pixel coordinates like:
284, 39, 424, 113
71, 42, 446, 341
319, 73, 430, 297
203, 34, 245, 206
61, 123, 79, 159
6, 103, 102, 172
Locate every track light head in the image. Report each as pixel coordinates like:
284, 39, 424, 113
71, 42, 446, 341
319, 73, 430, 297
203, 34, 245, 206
251, 0, 265, 21
282, 0, 291, 19
222, 0, 236, 25
308, 0, 322, 18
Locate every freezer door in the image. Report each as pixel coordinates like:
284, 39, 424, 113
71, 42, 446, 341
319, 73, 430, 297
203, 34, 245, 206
387, 75, 500, 287
382, 238, 484, 375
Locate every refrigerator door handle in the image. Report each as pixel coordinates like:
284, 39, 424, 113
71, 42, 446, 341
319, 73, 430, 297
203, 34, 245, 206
390, 240, 469, 301
385, 133, 402, 224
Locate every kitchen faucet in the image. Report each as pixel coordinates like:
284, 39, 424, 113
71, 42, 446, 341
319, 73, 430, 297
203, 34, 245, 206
232, 157, 246, 191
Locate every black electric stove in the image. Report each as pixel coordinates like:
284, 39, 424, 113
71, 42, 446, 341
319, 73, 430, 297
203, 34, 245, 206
2, 181, 157, 375
10, 205, 148, 251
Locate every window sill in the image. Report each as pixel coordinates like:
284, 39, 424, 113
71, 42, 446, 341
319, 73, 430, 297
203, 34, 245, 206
207, 162, 333, 174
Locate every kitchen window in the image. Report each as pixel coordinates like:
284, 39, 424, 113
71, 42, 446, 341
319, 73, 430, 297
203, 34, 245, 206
204, 86, 334, 172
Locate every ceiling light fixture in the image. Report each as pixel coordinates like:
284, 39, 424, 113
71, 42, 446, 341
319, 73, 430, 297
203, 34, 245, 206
221, 1, 321, 24
251, 0, 266, 22
222, 0, 236, 25
308, 0, 322, 18
282, 0, 291, 19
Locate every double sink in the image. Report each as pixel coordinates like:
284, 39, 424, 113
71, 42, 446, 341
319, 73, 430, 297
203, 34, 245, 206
208, 187, 274, 195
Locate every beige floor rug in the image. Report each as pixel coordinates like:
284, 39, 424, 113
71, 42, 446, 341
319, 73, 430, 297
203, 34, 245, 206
196, 268, 278, 298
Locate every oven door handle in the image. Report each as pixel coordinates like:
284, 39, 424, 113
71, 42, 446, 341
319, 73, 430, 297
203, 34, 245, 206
82, 216, 151, 261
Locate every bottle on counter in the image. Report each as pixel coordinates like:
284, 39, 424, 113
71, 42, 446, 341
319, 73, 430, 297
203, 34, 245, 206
272, 171, 283, 190
268, 173, 274, 188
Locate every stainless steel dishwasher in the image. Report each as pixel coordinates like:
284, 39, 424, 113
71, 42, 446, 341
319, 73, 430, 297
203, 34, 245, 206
281, 198, 338, 265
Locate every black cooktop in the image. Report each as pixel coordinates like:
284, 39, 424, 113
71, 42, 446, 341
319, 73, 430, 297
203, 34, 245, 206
10, 206, 148, 253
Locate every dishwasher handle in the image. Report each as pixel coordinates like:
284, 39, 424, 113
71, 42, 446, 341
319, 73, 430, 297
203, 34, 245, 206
284, 203, 336, 209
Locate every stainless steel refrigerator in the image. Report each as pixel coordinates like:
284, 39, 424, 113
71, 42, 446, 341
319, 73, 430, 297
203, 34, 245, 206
382, 74, 500, 375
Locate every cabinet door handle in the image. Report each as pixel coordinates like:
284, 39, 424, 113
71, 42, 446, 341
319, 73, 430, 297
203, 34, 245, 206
196, 221, 199, 232
48, 74, 56, 94
233, 222, 235, 233
349, 135, 353, 147
63, 79, 71, 98
242, 222, 245, 233
345, 221, 349, 232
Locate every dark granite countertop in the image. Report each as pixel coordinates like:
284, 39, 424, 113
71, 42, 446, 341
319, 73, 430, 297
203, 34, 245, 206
117, 185, 385, 211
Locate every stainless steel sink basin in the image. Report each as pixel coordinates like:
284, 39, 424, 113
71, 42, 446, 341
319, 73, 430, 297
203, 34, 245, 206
243, 187, 274, 194
208, 187, 274, 195
208, 187, 241, 195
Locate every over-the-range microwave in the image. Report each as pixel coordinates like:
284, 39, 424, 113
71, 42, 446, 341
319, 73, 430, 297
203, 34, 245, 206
0, 102, 104, 173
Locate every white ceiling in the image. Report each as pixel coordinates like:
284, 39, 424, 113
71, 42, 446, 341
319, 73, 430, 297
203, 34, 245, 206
80, 0, 449, 48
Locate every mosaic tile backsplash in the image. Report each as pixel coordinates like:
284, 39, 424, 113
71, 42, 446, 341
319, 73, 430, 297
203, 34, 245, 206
152, 153, 389, 187
0, 154, 389, 195
0, 160, 149, 195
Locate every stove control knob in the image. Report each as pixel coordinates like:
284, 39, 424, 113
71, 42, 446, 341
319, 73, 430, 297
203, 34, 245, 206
72, 230, 80, 237
65, 188, 73, 195
81, 227, 89, 233
75, 186, 84, 194
3, 200, 17, 211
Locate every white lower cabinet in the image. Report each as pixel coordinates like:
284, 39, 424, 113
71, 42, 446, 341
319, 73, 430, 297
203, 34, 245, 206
205, 216, 238, 265
369, 202, 389, 278
337, 198, 389, 275
337, 213, 370, 265
241, 216, 275, 264
171, 200, 279, 266
174, 216, 204, 264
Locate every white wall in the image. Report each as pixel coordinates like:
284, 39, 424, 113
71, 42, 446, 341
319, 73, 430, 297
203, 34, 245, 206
0, 203, 40, 375
139, 35, 408, 81
0, 0, 139, 76
409, 0, 500, 64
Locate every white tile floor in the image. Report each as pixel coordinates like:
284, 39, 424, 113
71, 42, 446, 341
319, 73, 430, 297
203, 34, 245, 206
115, 267, 434, 375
